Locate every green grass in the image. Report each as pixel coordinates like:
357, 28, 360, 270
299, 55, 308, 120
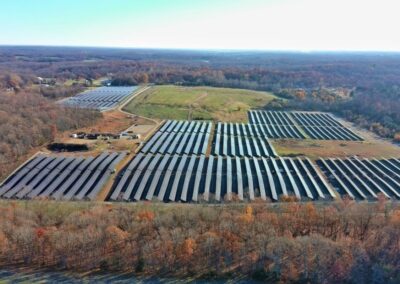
123, 85, 277, 122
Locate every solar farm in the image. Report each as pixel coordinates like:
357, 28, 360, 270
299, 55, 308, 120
1, 99, 399, 203
61, 86, 138, 111
0, 152, 126, 200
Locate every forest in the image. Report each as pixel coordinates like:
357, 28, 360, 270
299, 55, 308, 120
0, 46, 399, 141
0, 200, 399, 283
0, 90, 101, 179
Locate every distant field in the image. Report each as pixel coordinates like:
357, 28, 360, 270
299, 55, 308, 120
123, 85, 276, 122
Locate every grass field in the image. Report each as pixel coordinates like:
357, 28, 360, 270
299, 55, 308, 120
123, 85, 277, 122
272, 139, 400, 159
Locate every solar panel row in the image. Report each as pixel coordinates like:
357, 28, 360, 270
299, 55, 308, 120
248, 110, 296, 126
317, 157, 400, 200
141, 121, 211, 155
290, 112, 343, 127
109, 155, 335, 202
248, 110, 363, 141
212, 134, 277, 157
61, 86, 137, 111
215, 122, 304, 139
0, 152, 127, 200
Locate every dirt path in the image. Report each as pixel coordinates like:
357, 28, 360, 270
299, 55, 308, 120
117, 86, 159, 126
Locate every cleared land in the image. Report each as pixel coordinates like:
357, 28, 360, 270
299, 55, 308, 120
123, 85, 276, 122
272, 139, 400, 159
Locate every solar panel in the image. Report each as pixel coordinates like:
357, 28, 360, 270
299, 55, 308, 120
214, 134, 220, 155
180, 121, 190, 133
184, 134, 197, 154
1, 156, 53, 197
261, 158, 278, 201
192, 155, 206, 202
34, 157, 75, 198
192, 133, 203, 154
75, 153, 119, 200
166, 133, 182, 154
45, 157, 84, 199
0, 155, 45, 192
166, 120, 177, 133
238, 137, 244, 157
280, 158, 300, 199
222, 134, 228, 155
52, 156, 95, 200
181, 155, 197, 201
169, 155, 188, 201
60, 86, 138, 111
226, 157, 232, 200
289, 159, 314, 199
335, 158, 376, 198
319, 158, 355, 199
230, 135, 236, 156
24, 157, 65, 199
305, 158, 336, 198
122, 154, 153, 201
235, 157, 244, 200
215, 156, 223, 201
253, 157, 266, 200
62, 153, 109, 200
158, 133, 175, 153
244, 157, 254, 200
244, 137, 252, 156
271, 158, 287, 196
159, 120, 171, 132
345, 158, 389, 198
203, 156, 214, 201
145, 154, 171, 200
175, 133, 189, 154
158, 155, 179, 201
87, 152, 127, 200
359, 158, 400, 196
328, 158, 366, 199
110, 153, 144, 200
297, 158, 325, 199
134, 154, 162, 201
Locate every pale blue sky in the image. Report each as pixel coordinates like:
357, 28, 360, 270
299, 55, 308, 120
1, 0, 399, 51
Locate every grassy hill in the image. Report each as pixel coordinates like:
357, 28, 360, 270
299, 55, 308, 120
123, 85, 277, 122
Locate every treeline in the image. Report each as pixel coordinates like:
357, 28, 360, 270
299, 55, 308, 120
1, 47, 400, 140
0, 201, 399, 283
39, 85, 85, 99
0, 91, 101, 179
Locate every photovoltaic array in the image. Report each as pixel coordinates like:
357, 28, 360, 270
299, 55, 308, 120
61, 86, 138, 111
317, 157, 400, 200
248, 110, 363, 141
140, 120, 212, 155
1, 111, 396, 204
248, 110, 305, 139
109, 154, 336, 202
212, 122, 278, 156
0, 152, 126, 200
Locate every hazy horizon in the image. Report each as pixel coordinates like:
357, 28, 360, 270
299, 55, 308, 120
1, 0, 400, 51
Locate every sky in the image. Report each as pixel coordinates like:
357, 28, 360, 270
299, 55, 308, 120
1, 0, 399, 51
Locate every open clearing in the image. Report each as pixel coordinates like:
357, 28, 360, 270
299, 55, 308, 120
123, 85, 276, 122
272, 139, 400, 159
